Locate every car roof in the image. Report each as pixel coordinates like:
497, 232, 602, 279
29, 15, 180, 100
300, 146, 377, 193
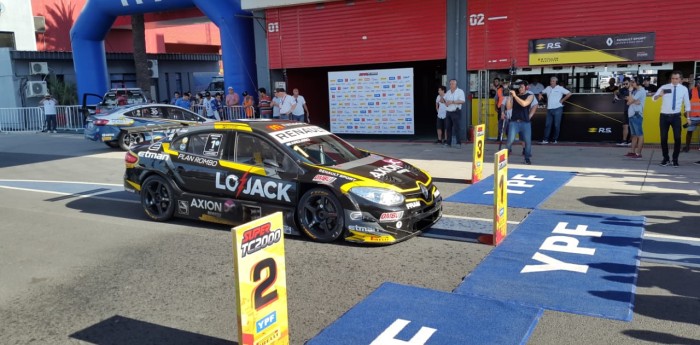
176, 120, 321, 135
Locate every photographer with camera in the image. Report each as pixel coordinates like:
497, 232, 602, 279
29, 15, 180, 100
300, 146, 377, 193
506, 80, 535, 164
538, 76, 572, 144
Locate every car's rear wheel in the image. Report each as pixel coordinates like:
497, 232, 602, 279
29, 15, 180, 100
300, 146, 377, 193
297, 188, 344, 242
118, 131, 144, 151
141, 175, 175, 221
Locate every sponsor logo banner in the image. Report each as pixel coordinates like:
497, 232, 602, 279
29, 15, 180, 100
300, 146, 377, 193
493, 150, 508, 245
529, 32, 655, 65
472, 124, 486, 183
232, 212, 289, 345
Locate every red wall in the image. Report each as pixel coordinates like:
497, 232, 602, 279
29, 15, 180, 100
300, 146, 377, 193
266, 0, 446, 69
467, 0, 700, 70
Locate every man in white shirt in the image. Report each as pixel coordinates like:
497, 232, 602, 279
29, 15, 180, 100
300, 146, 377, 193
538, 76, 572, 144
652, 71, 691, 167
291, 88, 310, 122
443, 79, 466, 148
275, 88, 295, 120
39, 93, 58, 133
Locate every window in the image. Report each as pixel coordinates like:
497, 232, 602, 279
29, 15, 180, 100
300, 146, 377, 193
173, 132, 223, 157
128, 107, 163, 119
168, 107, 201, 122
233, 134, 296, 175
0, 32, 15, 49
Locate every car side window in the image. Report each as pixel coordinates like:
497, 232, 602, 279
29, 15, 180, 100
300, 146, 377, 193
143, 107, 164, 119
171, 132, 223, 157
167, 108, 201, 121
234, 134, 295, 174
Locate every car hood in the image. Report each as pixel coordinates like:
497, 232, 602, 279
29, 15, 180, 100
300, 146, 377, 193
330, 154, 430, 189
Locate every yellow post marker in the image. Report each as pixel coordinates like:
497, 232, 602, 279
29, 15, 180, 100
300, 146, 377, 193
472, 124, 486, 183
232, 212, 289, 345
493, 149, 508, 246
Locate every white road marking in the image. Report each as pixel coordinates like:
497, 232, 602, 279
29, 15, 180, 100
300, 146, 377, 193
0, 179, 122, 186
2, 180, 699, 243
643, 232, 700, 242
0, 185, 139, 204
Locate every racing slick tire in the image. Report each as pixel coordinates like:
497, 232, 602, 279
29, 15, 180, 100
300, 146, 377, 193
140, 175, 176, 222
297, 188, 344, 243
118, 131, 143, 151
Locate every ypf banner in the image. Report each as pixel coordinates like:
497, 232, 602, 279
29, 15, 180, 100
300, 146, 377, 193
232, 212, 289, 345
472, 124, 486, 183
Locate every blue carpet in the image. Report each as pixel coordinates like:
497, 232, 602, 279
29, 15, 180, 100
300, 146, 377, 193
445, 169, 575, 209
454, 209, 645, 321
307, 282, 542, 345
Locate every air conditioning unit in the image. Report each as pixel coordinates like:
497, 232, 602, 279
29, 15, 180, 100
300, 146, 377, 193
26, 81, 48, 98
147, 59, 159, 78
30, 62, 49, 75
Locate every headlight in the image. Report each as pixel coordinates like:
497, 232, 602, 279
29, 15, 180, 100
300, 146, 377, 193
349, 187, 404, 206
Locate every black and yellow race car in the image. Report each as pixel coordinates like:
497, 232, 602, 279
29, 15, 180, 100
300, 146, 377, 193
124, 120, 442, 244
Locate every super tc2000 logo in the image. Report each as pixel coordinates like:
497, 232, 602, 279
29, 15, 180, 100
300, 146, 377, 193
240, 222, 282, 257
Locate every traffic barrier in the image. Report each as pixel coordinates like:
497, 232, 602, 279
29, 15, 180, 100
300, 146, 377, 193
56, 106, 85, 132
0, 106, 85, 133
191, 105, 252, 120
0, 107, 44, 133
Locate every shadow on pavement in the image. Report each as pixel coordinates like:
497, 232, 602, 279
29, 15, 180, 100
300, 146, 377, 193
634, 265, 700, 327
0, 152, 77, 169
578, 192, 700, 238
70, 315, 236, 345
622, 330, 700, 345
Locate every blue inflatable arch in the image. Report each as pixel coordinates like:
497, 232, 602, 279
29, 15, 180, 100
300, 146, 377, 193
70, 0, 256, 101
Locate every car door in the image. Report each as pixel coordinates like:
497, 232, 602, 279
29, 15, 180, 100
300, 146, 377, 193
218, 132, 299, 206
169, 131, 225, 195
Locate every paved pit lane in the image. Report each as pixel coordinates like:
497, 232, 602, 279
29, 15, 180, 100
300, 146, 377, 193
0, 133, 698, 344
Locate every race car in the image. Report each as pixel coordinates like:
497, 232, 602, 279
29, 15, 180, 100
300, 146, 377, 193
123, 120, 442, 244
85, 103, 212, 150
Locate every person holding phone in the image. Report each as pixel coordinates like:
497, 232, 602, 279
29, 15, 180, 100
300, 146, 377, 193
39, 93, 58, 133
652, 71, 691, 167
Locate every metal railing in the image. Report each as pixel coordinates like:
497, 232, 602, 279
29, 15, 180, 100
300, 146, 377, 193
0, 105, 85, 133
191, 105, 252, 120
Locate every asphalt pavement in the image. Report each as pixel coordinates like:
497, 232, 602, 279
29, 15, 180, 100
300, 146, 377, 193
0, 132, 698, 345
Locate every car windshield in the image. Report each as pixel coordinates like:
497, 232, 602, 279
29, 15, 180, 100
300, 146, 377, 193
102, 90, 146, 107
286, 133, 368, 166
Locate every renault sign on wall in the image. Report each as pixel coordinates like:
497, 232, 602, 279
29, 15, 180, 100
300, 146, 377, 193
529, 32, 655, 65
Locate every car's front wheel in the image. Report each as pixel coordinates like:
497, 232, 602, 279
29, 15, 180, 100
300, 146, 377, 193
297, 188, 344, 242
141, 175, 175, 221
118, 131, 144, 151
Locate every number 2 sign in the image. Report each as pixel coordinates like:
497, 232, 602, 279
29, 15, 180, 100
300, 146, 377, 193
232, 212, 289, 345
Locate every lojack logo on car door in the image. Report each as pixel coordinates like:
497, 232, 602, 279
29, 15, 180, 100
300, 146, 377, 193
215, 172, 293, 202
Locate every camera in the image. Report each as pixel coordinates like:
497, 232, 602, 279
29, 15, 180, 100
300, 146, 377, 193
509, 80, 527, 91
